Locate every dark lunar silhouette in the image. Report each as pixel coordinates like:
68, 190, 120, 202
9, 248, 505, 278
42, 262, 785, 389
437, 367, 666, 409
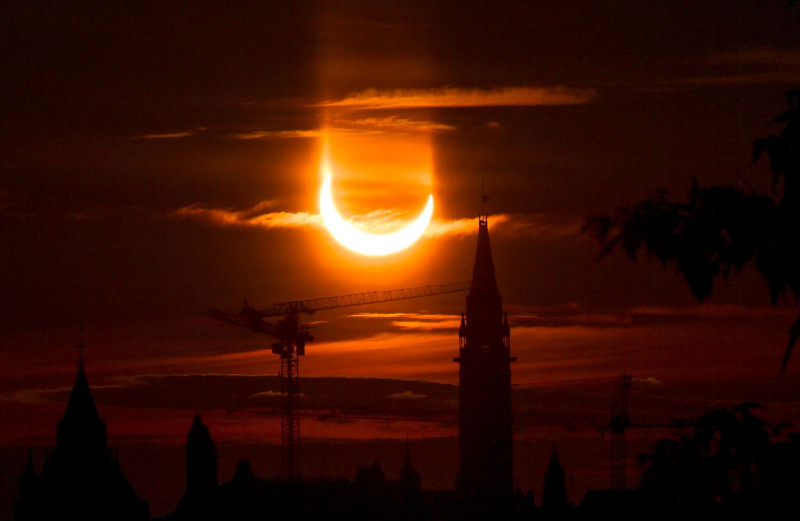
14, 352, 149, 521
455, 215, 515, 516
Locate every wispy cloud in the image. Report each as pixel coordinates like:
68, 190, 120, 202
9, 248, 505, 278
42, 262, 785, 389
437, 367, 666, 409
511, 313, 634, 327
173, 203, 322, 229
341, 116, 455, 132
233, 129, 332, 140
706, 46, 800, 69
351, 313, 455, 321
232, 116, 455, 140
172, 201, 579, 241
392, 319, 461, 331
388, 391, 427, 400
425, 213, 580, 240
350, 312, 460, 332
629, 304, 797, 319
319, 86, 597, 110
681, 46, 800, 86
682, 73, 800, 86
133, 127, 206, 139
632, 376, 663, 386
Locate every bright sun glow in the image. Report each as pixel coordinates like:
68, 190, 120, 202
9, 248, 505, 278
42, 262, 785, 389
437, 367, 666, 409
319, 164, 433, 256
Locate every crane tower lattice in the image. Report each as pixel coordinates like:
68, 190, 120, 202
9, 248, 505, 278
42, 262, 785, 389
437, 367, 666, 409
210, 281, 470, 480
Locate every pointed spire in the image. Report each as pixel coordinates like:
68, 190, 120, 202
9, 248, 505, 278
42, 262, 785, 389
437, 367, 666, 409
56, 346, 107, 452
19, 449, 37, 502
470, 218, 500, 297
186, 413, 218, 494
22, 449, 36, 481
543, 445, 567, 511
547, 445, 562, 471
69, 326, 93, 422
64, 354, 101, 424
190, 413, 208, 435
480, 176, 489, 220
400, 436, 421, 490
77, 324, 85, 366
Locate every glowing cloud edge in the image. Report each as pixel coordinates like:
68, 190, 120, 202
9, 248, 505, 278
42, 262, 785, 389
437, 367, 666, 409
319, 171, 433, 256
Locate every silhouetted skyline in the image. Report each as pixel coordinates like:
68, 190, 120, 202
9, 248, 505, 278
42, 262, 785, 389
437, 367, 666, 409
3, 1, 800, 519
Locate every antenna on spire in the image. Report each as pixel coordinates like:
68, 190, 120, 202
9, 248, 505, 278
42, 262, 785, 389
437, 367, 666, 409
480, 176, 489, 224
77, 323, 85, 369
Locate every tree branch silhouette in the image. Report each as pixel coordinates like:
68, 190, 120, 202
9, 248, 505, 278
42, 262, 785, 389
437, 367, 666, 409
584, 89, 800, 373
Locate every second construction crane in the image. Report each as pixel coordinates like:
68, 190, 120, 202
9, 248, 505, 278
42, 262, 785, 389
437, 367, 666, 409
210, 281, 470, 480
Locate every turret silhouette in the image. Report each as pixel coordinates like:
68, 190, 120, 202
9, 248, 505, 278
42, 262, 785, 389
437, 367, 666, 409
542, 446, 568, 516
185, 414, 218, 496
399, 437, 421, 492
173, 414, 218, 518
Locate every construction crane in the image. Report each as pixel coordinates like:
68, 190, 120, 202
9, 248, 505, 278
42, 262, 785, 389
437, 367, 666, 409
209, 281, 471, 480
604, 375, 694, 490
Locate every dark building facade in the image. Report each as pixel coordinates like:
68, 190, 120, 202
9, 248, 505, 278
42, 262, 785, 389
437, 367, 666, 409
165, 419, 429, 521
454, 216, 515, 507
15, 354, 149, 521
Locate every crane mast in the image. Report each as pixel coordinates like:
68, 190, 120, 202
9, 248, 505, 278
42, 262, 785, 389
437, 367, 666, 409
210, 281, 470, 480
604, 375, 694, 490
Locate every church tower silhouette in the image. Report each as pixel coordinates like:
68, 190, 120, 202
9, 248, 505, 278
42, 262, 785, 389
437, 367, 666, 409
454, 216, 515, 508
15, 349, 148, 521
173, 413, 218, 518
185, 414, 218, 496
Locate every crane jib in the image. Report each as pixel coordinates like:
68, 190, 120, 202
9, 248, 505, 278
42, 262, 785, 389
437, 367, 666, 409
260, 281, 471, 317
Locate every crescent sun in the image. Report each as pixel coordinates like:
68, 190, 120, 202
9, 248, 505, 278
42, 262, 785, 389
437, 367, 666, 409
319, 171, 434, 256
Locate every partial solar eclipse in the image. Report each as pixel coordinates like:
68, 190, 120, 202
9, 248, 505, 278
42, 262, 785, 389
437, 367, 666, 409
319, 167, 433, 256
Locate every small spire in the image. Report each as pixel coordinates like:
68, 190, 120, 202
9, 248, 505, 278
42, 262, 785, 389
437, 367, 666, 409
77, 324, 85, 371
543, 444, 567, 511
57, 339, 107, 451
469, 218, 499, 297
23, 449, 36, 479
400, 436, 421, 490
20, 449, 37, 496
480, 176, 489, 222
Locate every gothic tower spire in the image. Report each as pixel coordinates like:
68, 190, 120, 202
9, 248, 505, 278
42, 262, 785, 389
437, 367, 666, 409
399, 436, 421, 491
16, 345, 149, 521
454, 216, 515, 509
542, 446, 568, 516
56, 345, 107, 455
